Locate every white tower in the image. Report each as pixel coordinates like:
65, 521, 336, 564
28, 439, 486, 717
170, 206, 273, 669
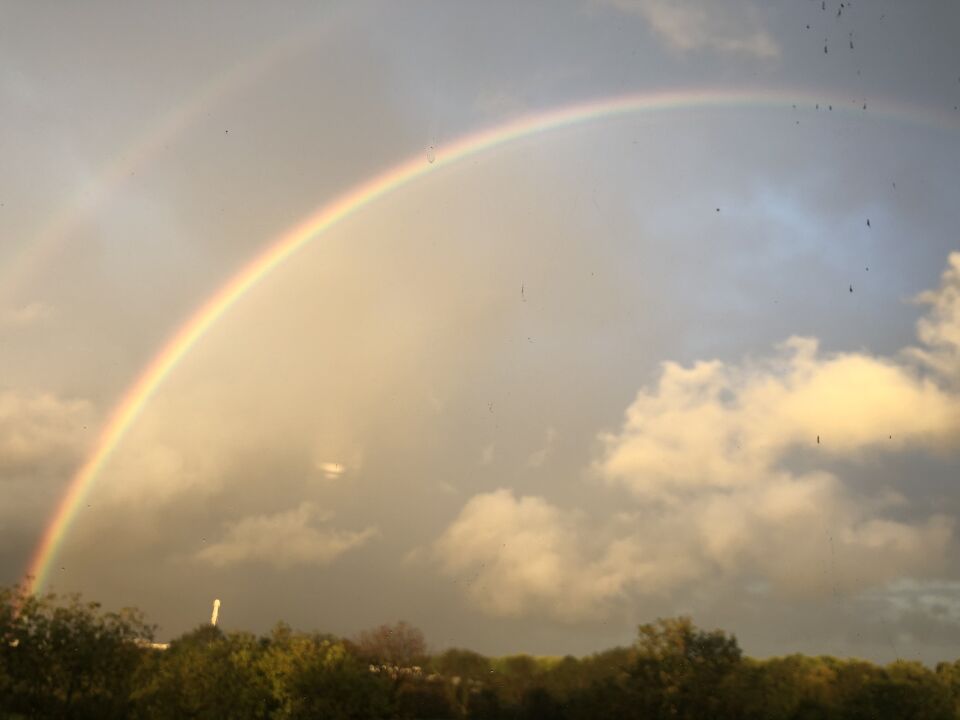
210, 598, 221, 626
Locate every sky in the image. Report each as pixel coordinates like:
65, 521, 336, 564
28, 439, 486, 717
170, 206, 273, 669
1, 0, 959, 663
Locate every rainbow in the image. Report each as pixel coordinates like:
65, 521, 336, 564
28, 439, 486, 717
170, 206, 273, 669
24, 87, 959, 595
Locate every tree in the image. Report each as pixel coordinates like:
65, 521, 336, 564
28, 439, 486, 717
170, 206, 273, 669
936, 659, 960, 718
395, 680, 455, 720
839, 660, 954, 720
518, 686, 565, 720
354, 620, 427, 667
0, 583, 155, 719
259, 622, 395, 720
432, 647, 492, 681
132, 625, 274, 719
627, 616, 743, 720
466, 687, 506, 720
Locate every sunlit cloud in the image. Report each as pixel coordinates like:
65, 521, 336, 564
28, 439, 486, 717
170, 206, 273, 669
598, 337, 958, 501
909, 253, 960, 386
435, 253, 960, 619
317, 461, 346, 480
196, 502, 377, 569
598, 254, 960, 503
433, 489, 641, 621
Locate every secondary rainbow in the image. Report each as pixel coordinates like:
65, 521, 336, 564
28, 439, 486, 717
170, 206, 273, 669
0, 5, 356, 304
24, 87, 959, 594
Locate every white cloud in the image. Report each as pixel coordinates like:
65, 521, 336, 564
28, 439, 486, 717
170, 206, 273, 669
589, 253, 960, 597
909, 253, 960, 385
312, 445, 363, 482
316, 461, 346, 480
434, 253, 960, 619
597, 336, 958, 501
196, 502, 377, 569
598, 0, 779, 59
433, 489, 645, 621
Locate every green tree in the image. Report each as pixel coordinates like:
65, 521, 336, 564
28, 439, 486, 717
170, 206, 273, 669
936, 659, 960, 718
465, 687, 506, 720
839, 660, 954, 720
259, 621, 395, 720
432, 647, 492, 681
395, 680, 455, 720
518, 686, 565, 720
132, 625, 274, 719
0, 583, 154, 720
627, 616, 743, 720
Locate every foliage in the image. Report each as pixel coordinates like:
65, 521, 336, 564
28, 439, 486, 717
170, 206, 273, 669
627, 615, 743, 719
0, 582, 154, 719
131, 625, 274, 719
3, 586, 960, 720
259, 622, 395, 720
353, 620, 427, 667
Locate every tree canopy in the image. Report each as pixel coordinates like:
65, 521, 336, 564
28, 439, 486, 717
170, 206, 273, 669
2, 585, 960, 720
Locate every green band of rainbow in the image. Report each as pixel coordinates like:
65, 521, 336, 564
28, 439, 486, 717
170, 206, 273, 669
24, 87, 958, 595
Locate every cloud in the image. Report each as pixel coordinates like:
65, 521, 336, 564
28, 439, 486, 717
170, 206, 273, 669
856, 579, 960, 650
590, 253, 960, 597
597, 336, 958, 501
316, 461, 346, 480
598, 0, 779, 59
526, 427, 557, 468
0, 390, 93, 475
909, 253, 960, 385
1, 302, 53, 328
434, 253, 960, 619
0, 390, 95, 536
433, 489, 642, 621
196, 502, 377, 569
597, 255, 960, 500
871, 578, 960, 626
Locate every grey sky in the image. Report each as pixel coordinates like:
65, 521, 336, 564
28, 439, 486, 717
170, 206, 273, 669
1, 0, 959, 663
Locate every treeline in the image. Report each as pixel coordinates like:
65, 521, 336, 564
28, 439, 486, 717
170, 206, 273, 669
3, 585, 960, 719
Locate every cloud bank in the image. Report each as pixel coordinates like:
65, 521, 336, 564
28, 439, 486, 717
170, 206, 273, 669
434, 253, 960, 620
